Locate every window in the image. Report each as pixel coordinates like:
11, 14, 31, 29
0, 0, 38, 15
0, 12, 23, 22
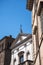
26, 51, 30, 60
19, 55, 24, 63
13, 59, 16, 65
35, 29, 39, 52
18, 51, 24, 63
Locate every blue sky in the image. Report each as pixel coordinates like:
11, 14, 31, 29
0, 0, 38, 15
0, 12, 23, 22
0, 0, 32, 39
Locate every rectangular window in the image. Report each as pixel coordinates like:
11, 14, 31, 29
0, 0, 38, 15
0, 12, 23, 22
35, 29, 39, 52
19, 55, 24, 63
13, 59, 16, 65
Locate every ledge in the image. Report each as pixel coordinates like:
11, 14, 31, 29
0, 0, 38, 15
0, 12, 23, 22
26, 0, 34, 11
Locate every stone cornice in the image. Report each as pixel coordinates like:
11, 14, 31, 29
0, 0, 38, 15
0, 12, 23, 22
26, 0, 34, 11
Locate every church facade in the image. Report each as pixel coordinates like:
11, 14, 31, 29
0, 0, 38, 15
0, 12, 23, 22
0, 33, 34, 65
10, 33, 33, 65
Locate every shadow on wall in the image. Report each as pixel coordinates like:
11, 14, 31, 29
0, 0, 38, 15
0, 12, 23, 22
4, 49, 11, 65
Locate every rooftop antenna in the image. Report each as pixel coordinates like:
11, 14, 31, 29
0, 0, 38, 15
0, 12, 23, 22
20, 24, 23, 33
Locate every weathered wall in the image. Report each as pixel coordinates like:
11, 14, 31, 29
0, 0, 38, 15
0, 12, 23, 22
0, 51, 5, 65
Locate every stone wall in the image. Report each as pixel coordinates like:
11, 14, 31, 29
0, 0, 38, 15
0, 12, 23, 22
0, 36, 15, 65
0, 51, 5, 65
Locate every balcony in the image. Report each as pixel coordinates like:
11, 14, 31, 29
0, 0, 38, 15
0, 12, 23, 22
18, 60, 33, 65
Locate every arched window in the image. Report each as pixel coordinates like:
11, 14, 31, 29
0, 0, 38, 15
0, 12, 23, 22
18, 51, 24, 63
13, 58, 16, 65
26, 51, 30, 60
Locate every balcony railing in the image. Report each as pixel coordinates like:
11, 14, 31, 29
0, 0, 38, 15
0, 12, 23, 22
18, 60, 33, 65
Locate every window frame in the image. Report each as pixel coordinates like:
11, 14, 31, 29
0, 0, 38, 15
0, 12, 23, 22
18, 51, 24, 64
19, 55, 24, 63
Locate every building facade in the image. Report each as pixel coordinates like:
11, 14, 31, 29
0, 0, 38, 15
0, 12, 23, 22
27, 0, 43, 65
10, 33, 33, 65
0, 36, 15, 65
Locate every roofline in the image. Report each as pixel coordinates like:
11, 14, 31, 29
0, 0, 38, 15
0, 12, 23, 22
0, 36, 15, 42
11, 34, 32, 50
26, 0, 34, 11
12, 33, 31, 45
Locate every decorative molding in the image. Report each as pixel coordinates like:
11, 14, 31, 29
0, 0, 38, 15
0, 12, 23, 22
18, 51, 24, 56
